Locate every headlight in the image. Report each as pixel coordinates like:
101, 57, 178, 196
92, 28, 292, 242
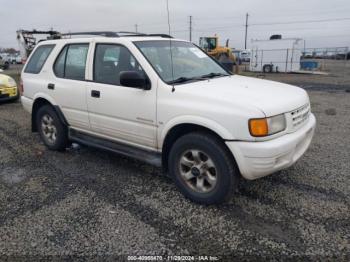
249, 114, 286, 137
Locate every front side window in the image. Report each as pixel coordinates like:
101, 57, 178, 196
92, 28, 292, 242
24, 45, 55, 74
134, 41, 228, 84
93, 44, 146, 85
53, 44, 89, 80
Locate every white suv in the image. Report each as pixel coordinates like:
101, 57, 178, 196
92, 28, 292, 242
21, 32, 316, 204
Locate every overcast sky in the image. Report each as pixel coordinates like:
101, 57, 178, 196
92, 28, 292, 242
1, 0, 350, 50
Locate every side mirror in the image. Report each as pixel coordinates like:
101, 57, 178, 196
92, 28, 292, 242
119, 71, 150, 90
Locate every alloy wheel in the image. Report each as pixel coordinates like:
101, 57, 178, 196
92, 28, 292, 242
179, 149, 218, 193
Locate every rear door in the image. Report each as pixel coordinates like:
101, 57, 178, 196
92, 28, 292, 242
51, 43, 91, 130
86, 42, 157, 149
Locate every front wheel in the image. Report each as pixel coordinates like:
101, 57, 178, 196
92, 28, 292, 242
36, 105, 69, 151
168, 132, 239, 204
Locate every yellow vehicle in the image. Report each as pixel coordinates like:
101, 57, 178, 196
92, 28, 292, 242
199, 35, 236, 71
0, 74, 19, 102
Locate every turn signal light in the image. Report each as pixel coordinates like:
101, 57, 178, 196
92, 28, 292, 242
249, 118, 268, 137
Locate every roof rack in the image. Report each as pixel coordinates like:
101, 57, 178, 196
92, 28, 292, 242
59, 31, 118, 37
146, 33, 173, 38
55, 31, 173, 39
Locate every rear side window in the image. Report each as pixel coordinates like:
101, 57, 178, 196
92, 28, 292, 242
53, 44, 89, 80
24, 45, 55, 74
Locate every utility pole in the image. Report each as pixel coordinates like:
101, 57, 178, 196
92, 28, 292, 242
244, 13, 249, 50
135, 24, 138, 33
189, 15, 192, 42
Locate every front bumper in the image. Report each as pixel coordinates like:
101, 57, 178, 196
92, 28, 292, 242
226, 113, 316, 180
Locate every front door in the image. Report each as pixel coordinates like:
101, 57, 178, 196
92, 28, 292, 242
86, 43, 157, 149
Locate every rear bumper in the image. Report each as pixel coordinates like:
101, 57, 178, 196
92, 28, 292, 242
226, 113, 316, 180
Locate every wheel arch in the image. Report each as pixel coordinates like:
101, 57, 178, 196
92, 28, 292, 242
161, 120, 235, 172
31, 96, 68, 132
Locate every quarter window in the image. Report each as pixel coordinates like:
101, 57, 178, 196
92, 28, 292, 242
93, 44, 146, 85
53, 44, 89, 80
53, 46, 68, 78
24, 45, 55, 74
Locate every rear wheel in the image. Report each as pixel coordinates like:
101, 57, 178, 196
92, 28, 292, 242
263, 64, 273, 73
36, 105, 68, 151
168, 132, 239, 204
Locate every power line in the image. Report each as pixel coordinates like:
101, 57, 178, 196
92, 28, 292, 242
248, 23, 350, 32
192, 17, 350, 32
193, 24, 244, 31
250, 17, 350, 26
194, 15, 244, 21
136, 20, 187, 27
135, 16, 350, 31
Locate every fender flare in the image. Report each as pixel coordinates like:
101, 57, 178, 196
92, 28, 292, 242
159, 115, 234, 148
31, 93, 69, 131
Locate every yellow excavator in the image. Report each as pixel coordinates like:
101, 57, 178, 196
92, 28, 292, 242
199, 35, 237, 72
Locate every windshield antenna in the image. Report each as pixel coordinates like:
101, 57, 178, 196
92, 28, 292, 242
166, 0, 175, 92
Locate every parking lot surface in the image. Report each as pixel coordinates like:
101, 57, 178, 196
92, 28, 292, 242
0, 84, 349, 259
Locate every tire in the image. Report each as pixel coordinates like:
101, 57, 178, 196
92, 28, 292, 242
263, 64, 273, 73
168, 132, 239, 204
36, 105, 68, 151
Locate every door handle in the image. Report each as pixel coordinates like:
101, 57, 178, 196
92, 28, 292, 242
91, 90, 100, 98
47, 83, 55, 90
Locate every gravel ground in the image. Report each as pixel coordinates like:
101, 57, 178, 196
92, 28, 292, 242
0, 84, 349, 260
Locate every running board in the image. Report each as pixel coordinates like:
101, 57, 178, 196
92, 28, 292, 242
69, 129, 162, 167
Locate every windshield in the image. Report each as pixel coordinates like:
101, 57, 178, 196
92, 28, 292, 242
134, 40, 229, 84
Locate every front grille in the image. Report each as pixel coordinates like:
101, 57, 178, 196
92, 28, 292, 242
291, 103, 310, 129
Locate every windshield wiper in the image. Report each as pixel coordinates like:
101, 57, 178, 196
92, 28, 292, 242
168, 73, 229, 85
168, 76, 206, 85
200, 72, 230, 79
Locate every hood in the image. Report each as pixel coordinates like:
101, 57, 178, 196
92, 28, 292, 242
179, 75, 309, 116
